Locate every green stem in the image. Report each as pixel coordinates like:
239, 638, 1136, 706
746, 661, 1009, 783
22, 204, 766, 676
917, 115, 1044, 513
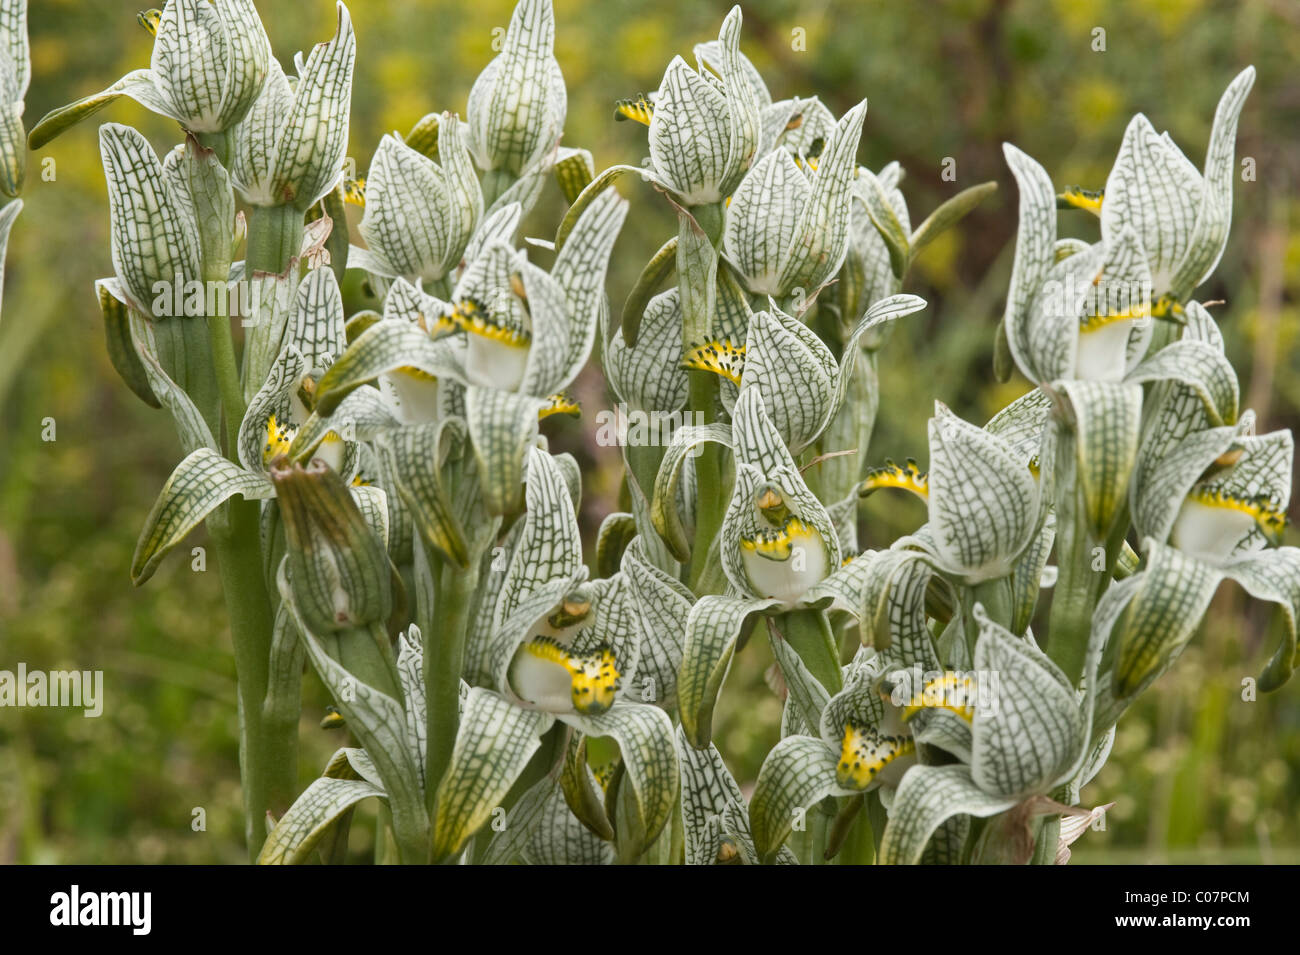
212, 496, 292, 861
247, 203, 304, 276
1044, 491, 1105, 687
778, 607, 844, 694
207, 286, 244, 455
676, 202, 729, 596
423, 542, 483, 819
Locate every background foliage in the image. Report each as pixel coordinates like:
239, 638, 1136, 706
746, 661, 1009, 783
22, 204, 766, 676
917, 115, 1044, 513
1, 0, 1297, 862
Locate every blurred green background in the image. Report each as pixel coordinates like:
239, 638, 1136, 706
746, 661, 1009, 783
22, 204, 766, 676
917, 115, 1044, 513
0, 0, 1297, 863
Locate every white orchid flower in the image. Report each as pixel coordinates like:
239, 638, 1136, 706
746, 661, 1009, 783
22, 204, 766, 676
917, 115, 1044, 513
311, 189, 626, 515
351, 118, 483, 287
230, 3, 355, 210
644, 6, 760, 206
860, 403, 1040, 584
722, 101, 866, 300
466, 0, 566, 180
428, 448, 678, 861
29, 0, 271, 149
1100, 67, 1255, 304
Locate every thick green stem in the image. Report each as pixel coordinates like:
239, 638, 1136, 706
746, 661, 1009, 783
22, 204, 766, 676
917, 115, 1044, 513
1045, 489, 1106, 687
778, 607, 844, 694
247, 203, 304, 276
677, 202, 729, 595
212, 496, 293, 861
423, 543, 483, 818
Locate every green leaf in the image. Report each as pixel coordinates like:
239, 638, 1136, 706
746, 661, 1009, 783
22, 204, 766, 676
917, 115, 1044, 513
132, 449, 273, 584
1225, 548, 1300, 691
742, 306, 837, 453
569, 702, 679, 858
96, 279, 159, 408
678, 729, 745, 865
550, 188, 628, 386
1127, 340, 1237, 426
1055, 379, 1143, 537
854, 165, 910, 279
553, 146, 595, 205
970, 606, 1084, 798
879, 764, 1016, 865
621, 537, 692, 710
1169, 67, 1255, 299
767, 622, 832, 733
270, 3, 356, 210
560, 733, 615, 841
678, 594, 779, 747
907, 181, 996, 266
748, 735, 842, 864
258, 775, 385, 865
313, 319, 463, 415
651, 422, 732, 562
1112, 539, 1221, 699
1001, 144, 1057, 383
620, 236, 677, 347
927, 403, 1037, 580
290, 608, 428, 861
378, 419, 472, 567
592, 512, 634, 580
431, 687, 550, 861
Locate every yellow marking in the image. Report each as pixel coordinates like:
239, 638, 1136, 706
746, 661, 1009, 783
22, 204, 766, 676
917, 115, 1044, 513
521, 637, 620, 716
1150, 294, 1185, 322
138, 8, 162, 36
350, 474, 372, 487
1027, 455, 1041, 479
903, 672, 977, 722
859, 458, 929, 501
1188, 486, 1288, 545
539, 393, 581, 420
1078, 302, 1150, 333
614, 94, 654, 126
591, 761, 617, 792
319, 708, 345, 730
343, 177, 366, 207
836, 721, 916, 791
682, 339, 745, 384
447, 297, 531, 347
262, 414, 297, 467
739, 515, 818, 561
1057, 186, 1104, 216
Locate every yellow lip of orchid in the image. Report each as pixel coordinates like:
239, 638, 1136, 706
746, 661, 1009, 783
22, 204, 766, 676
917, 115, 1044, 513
1056, 185, 1104, 216
739, 514, 819, 562
447, 297, 531, 348
539, 393, 581, 420
682, 339, 745, 385
858, 458, 929, 502
902, 672, 977, 723
263, 414, 298, 468
516, 636, 620, 716
836, 720, 916, 791
613, 93, 655, 126
1185, 486, 1288, 546
137, 8, 162, 36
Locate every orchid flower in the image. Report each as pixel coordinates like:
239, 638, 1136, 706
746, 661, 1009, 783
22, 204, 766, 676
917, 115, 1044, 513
429, 447, 678, 861
310, 188, 626, 515
350, 118, 483, 288
229, 3, 355, 211
28, 0, 271, 148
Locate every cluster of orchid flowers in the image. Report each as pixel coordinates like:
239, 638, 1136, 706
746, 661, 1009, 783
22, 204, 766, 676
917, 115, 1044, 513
29, 0, 1296, 864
